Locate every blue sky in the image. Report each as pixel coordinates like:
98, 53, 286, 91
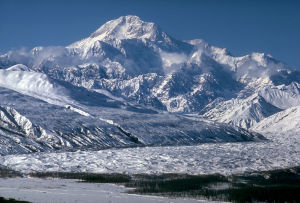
0, 0, 300, 68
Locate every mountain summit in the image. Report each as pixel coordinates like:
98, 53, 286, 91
90, 15, 167, 41
69, 15, 173, 51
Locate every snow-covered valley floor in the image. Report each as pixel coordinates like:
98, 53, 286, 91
1, 131, 299, 175
0, 129, 299, 203
0, 177, 210, 203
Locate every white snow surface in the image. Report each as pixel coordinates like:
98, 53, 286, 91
0, 69, 69, 106
6, 64, 31, 71
0, 177, 207, 203
69, 15, 172, 48
251, 106, 300, 134
1, 127, 299, 175
2, 106, 299, 175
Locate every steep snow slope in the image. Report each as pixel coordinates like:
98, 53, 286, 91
202, 77, 300, 128
258, 82, 300, 109
202, 93, 282, 129
68, 15, 177, 55
0, 69, 68, 105
251, 106, 300, 134
6, 64, 31, 71
0, 68, 157, 114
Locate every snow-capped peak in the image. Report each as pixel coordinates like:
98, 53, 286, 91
69, 16, 172, 49
90, 15, 164, 41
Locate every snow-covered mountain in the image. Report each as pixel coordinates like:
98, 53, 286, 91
0, 83, 265, 155
251, 106, 300, 134
0, 15, 299, 155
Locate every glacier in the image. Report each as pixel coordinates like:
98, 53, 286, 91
1, 118, 300, 175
